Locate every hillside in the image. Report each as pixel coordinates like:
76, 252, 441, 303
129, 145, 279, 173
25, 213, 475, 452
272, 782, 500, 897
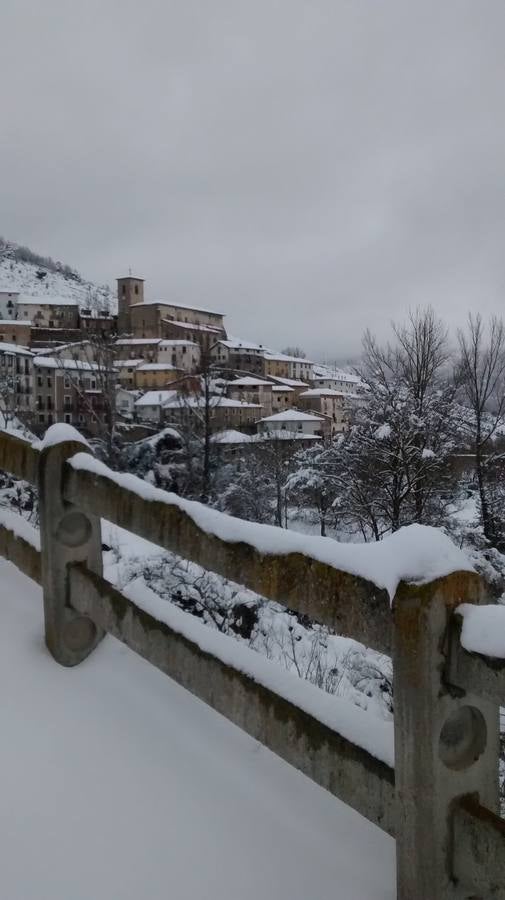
0, 238, 115, 311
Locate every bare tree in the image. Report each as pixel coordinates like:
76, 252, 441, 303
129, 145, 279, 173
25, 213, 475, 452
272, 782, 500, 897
55, 334, 120, 466
0, 352, 33, 433
344, 309, 457, 535
281, 346, 306, 359
162, 350, 230, 501
457, 314, 505, 547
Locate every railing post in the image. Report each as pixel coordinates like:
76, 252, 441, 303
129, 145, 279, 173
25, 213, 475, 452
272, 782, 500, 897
392, 573, 500, 899
38, 428, 104, 666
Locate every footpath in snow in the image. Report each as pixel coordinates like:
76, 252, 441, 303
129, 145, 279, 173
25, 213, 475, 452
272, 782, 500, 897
0, 558, 395, 900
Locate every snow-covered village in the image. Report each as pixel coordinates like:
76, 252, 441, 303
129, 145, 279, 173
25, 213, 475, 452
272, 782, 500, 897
2, 3, 505, 899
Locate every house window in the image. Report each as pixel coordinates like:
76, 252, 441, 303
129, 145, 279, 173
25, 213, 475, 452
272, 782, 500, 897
47, 414, 53, 426
64, 377, 71, 388
122, 285, 126, 295
37, 376, 42, 387
64, 414, 71, 424
38, 414, 45, 424
47, 397, 52, 411
64, 395, 71, 406
134, 285, 139, 295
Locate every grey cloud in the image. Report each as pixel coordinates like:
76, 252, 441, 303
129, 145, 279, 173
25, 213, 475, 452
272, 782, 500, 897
2, 0, 505, 359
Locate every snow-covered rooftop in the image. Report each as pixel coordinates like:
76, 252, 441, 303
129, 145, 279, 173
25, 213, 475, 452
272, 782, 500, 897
0, 556, 395, 899
17, 294, 79, 307
0, 341, 32, 356
271, 385, 295, 392
115, 338, 161, 346
0, 318, 32, 326
33, 356, 100, 372
162, 319, 223, 334
259, 409, 325, 423
211, 429, 254, 444
164, 396, 262, 410
137, 363, 179, 371
312, 366, 361, 384
114, 358, 145, 368
229, 376, 274, 387
269, 376, 309, 388
299, 389, 347, 399
130, 300, 224, 316
135, 390, 178, 407
216, 337, 265, 351
264, 351, 314, 365
33, 339, 91, 356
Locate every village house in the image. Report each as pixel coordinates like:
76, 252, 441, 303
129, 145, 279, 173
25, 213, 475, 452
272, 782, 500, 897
79, 309, 116, 339
116, 387, 141, 419
271, 385, 296, 412
114, 359, 144, 389
262, 352, 314, 382
134, 363, 181, 391
163, 395, 261, 433
115, 338, 162, 362
0, 341, 34, 422
227, 376, 274, 417
32, 356, 111, 432
157, 340, 200, 372
134, 390, 178, 424
298, 388, 350, 435
267, 375, 309, 399
310, 370, 363, 393
17, 295, 80, 330
0, 320, 32, 345
210, 338, 266, 375
257, 408, 327, 439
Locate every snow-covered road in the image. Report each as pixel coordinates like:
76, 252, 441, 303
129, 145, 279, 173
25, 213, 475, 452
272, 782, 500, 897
0, 558, 395, 900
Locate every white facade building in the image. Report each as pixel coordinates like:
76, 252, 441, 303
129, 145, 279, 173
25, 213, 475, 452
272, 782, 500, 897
257, 409, 326, 437
157, 340, 200, 372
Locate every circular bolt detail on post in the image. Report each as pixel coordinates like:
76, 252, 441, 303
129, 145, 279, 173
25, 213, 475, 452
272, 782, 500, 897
438, 705, 487, 771
55, 511, 92, 548
63, 615, 97, 652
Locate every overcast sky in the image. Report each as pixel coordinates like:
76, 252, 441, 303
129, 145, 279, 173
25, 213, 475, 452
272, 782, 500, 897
2, 1, 505, 360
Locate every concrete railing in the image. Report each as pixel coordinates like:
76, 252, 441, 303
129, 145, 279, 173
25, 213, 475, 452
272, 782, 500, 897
0, 427, 504, 899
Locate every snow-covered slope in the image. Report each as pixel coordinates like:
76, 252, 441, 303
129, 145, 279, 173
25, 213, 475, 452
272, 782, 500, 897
0, 556, 395, 900
0, 238, 115, 311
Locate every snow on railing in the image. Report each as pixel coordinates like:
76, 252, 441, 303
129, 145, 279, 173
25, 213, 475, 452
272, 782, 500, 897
0, 424, 504, 899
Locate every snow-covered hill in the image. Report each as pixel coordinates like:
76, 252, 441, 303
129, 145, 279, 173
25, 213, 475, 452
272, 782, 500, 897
0, 238, 115, 311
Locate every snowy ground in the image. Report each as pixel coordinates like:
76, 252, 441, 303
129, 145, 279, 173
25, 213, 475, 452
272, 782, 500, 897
0, 558, 395, 900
